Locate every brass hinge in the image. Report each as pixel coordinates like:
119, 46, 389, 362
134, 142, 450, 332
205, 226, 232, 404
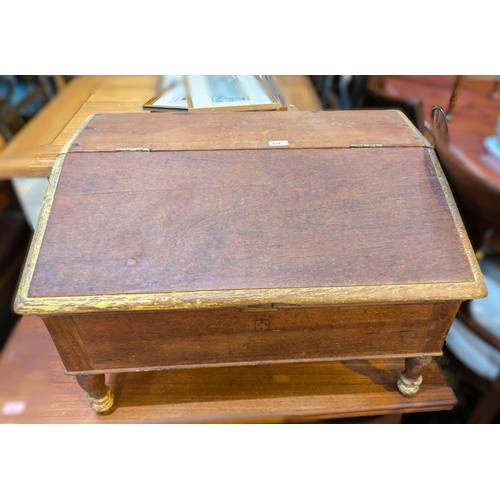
115, 148, 151, 153
349, 144, 383, 148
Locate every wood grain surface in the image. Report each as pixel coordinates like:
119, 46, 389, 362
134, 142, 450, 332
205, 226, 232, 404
69, 110, 426, 152
28, 146, 474, 299
421, 301, 461, 352
0, 316, 457, 423
43, 303, 436, 373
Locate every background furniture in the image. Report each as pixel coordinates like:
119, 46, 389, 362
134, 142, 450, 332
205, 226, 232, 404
381, 76, 500, 250
0, 76, 322, 180
0, 76, 58, 143
310, 76, 429, 139
447, 76, 500, 118
0, 77, 70, 346
310, 75, 369, 110
362, 76, 426, 133
0, 180, 31, 351
432, 105, 500, 423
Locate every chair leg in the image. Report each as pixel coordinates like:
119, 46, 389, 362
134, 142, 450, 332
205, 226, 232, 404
446, 75, 464, 120
467, 374, 500, 424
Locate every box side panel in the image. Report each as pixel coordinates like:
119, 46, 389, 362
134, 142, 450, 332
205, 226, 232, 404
43, 316, 95, 372
421, 301, 461, 352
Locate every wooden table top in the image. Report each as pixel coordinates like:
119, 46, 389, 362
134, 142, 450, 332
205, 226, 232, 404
0, 76, 322, 179
0, 316, 456, 423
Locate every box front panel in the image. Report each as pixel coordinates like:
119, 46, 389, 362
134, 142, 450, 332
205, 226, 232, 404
60, 303, 448, 372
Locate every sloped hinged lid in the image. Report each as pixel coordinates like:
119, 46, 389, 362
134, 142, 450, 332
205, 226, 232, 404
15, 110, 487, 315
69, 110, 428, 152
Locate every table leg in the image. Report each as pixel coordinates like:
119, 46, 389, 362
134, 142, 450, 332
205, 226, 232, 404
397, 356, 432, 397
76, 373, 114, 413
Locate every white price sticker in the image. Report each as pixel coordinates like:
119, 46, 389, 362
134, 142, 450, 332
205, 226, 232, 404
268, 140, 289, 147
2, 401, 26, 415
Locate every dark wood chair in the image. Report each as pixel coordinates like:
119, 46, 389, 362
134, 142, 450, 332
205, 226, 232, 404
432, 106, 500, 250
0, 180, 32, 351
310, 76, 369, 110
0, 76, 55, 142
432, 106, 500, 423
362, 76, 426, 134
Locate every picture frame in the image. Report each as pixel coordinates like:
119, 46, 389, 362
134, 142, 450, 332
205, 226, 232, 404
143, 75, 287, 112
143, 75, 188, 111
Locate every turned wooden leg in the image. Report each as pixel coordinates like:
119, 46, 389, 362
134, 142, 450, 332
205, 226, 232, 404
397, 356, 432, 397
76, 374, 114, 413
446, 75, 463, 120
490, 80, 499, 99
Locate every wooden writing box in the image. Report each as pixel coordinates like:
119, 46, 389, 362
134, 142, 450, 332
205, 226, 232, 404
14, 110, 487, 414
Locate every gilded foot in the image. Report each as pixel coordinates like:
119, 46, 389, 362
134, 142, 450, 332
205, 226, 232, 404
76, 373, 115, 413
397, 356, 432, 398
86, 385, 114, 413
397, 371, 422, 397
